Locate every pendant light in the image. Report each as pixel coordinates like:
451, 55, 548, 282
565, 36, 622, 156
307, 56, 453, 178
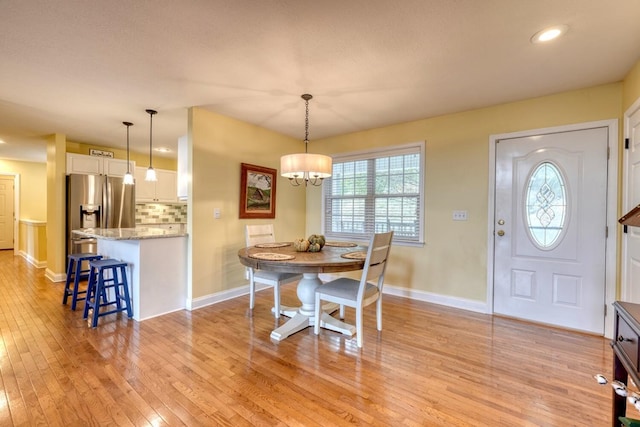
145, 109, 157, 182
122, 121, 134, 185
280, 94, 332, 186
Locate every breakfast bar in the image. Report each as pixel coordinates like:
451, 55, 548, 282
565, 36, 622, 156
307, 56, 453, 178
72, 227, 188, 321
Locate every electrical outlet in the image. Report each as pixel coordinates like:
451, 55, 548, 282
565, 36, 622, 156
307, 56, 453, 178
214, 208, 221, 219
452, 210, 468, 221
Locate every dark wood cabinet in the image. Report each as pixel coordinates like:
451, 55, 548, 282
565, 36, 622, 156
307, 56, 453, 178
612, 301, 640, 426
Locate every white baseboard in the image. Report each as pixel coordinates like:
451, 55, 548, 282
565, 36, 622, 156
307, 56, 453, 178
383, 284, 489, 313
188, 280, 488, 315
188, 283, 269, 311
45, 268, 66, 283
18, 250, 47, 269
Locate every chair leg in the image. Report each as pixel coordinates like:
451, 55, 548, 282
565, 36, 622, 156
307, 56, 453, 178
273, 284, 280, 319
376, 297, 382, 331
356, 306, 364, 348
70, 260, 83, 311
339, 304, 345, 319
62, 258, 74, 305
248, 270, 256, 310
313, 293, 321, 335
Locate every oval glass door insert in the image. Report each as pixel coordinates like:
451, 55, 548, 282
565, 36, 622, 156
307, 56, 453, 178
525, 162, 567, 249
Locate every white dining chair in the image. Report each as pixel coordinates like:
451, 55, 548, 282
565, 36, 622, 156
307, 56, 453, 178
313, 231, 393, 348
245, 224, 301, 318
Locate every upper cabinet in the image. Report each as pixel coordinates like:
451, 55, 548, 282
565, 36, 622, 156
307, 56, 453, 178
134, 167, 177, 203
66, 153, 134, 177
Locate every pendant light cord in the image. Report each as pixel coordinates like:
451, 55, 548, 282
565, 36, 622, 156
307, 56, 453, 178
146, 109, 157, 168
123, 121, 133, 174
149, 113, 153, 167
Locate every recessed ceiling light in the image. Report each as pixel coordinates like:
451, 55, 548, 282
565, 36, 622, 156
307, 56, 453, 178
0, 139, 6, 144
154, 147, 171, 153
531, 25, 568, 44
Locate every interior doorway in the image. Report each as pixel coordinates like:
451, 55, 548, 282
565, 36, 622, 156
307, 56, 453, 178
0, 176, 15, 250
487, 120, 618, 337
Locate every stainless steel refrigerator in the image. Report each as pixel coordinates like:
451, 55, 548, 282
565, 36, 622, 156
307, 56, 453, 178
66, 174, 135, 257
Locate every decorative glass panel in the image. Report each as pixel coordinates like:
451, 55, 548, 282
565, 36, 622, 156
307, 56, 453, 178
525, 162, 567, 248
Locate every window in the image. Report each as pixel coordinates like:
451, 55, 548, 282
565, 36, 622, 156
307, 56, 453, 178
524, 161, 568, 249
323, 142, 425, 245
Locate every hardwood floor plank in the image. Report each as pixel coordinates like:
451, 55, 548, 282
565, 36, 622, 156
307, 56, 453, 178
0, 250, 616, 426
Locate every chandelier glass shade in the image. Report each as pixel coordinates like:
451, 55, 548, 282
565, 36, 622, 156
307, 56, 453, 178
280, 94, 332, 186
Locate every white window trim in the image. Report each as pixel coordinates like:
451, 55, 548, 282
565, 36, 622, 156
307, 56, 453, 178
321, 141, 425, 247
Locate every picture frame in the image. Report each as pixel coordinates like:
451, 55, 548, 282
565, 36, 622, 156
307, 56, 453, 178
239, 163, 277, 219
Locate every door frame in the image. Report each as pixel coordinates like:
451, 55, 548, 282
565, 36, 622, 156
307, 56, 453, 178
621, 97, 640, 301
486, 119, 618, 338
0, 173, 20, 255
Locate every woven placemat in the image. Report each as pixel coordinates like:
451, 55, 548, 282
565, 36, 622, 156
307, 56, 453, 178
341, 251, 367, 260
325, 241, 357, 247
254, 242, 290, 248
249, 252, 295, 261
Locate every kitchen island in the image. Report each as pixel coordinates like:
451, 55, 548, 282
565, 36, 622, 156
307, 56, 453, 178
72, 227, 187, 321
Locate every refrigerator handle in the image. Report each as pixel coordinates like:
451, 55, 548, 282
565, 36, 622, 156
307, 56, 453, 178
102, 178, 109, 228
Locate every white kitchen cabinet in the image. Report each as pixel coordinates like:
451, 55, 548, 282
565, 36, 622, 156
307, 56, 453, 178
134, 167, 177, 202
66, 153, 134, 177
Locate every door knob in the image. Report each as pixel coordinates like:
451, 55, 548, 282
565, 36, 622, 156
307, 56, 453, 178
497, 230, 505, 236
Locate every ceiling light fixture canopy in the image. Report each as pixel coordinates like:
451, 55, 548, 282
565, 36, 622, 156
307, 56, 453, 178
280, 94, 332, 186
122, 121, 134, 185
145, 109, 158, 182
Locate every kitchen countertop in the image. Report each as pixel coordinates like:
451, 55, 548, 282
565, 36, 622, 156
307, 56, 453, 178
73, 227, 187, 240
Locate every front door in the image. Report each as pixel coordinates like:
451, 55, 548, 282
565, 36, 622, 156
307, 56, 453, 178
493, 127, 608, 334
0, 176, 15, 250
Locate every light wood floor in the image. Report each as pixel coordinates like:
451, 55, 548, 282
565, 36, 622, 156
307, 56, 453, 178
0, 250, 615, 426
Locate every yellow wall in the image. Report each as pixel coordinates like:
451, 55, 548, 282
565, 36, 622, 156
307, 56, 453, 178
0, 159, 47, 220
46, 134, 67, 280
19, 220, 47, 267
306, 83, 622, 302
623, 60, 640, 111
189, 107, 306, 300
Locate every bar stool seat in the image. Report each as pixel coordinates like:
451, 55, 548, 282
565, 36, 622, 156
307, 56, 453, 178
62, 253, 103, 310
83, 258, 133, 328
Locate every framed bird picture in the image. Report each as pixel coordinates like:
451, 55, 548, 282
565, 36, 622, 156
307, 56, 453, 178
239, 163, 277, 219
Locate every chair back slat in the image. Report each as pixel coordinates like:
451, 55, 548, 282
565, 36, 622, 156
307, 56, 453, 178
359, 231, 393, 300
246, 224, 276, 246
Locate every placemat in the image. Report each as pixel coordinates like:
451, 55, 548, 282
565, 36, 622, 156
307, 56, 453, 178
341, 251, 367, 260
249, 252, 295, 261
325, 241, 357, 247
254, 242, 290, 248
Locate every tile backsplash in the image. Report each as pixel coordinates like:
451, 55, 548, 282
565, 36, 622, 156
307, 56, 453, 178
136, 203, 187, 224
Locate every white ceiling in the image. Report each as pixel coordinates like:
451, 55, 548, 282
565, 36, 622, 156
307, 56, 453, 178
1, 1, 639, 163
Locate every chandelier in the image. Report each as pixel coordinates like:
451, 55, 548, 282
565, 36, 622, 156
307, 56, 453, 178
280, 94, 332, 186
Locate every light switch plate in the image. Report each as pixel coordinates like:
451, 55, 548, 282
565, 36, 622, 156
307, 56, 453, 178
214, 208, 221, 219
452, 210, 468, 221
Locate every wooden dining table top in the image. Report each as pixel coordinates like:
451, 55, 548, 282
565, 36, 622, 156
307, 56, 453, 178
237, 242, 368, 274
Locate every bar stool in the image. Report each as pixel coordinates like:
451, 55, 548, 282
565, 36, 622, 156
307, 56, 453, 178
83, 258, 133, 328
62, 253, 103, 310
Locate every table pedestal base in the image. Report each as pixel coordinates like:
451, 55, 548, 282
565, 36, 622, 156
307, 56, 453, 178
270, 310, 356, 341
270, 272, 356, 342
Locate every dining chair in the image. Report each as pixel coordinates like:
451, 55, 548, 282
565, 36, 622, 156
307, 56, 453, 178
245, 224, 302, 318
313, 231, 393, 348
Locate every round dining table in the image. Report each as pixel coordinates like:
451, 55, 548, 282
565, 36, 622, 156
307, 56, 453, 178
237, 241, 368, 341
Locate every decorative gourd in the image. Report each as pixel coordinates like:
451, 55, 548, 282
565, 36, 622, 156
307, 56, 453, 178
308, 242, 322, 252
308, 234, 326, 249
293, 238, 310, 252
